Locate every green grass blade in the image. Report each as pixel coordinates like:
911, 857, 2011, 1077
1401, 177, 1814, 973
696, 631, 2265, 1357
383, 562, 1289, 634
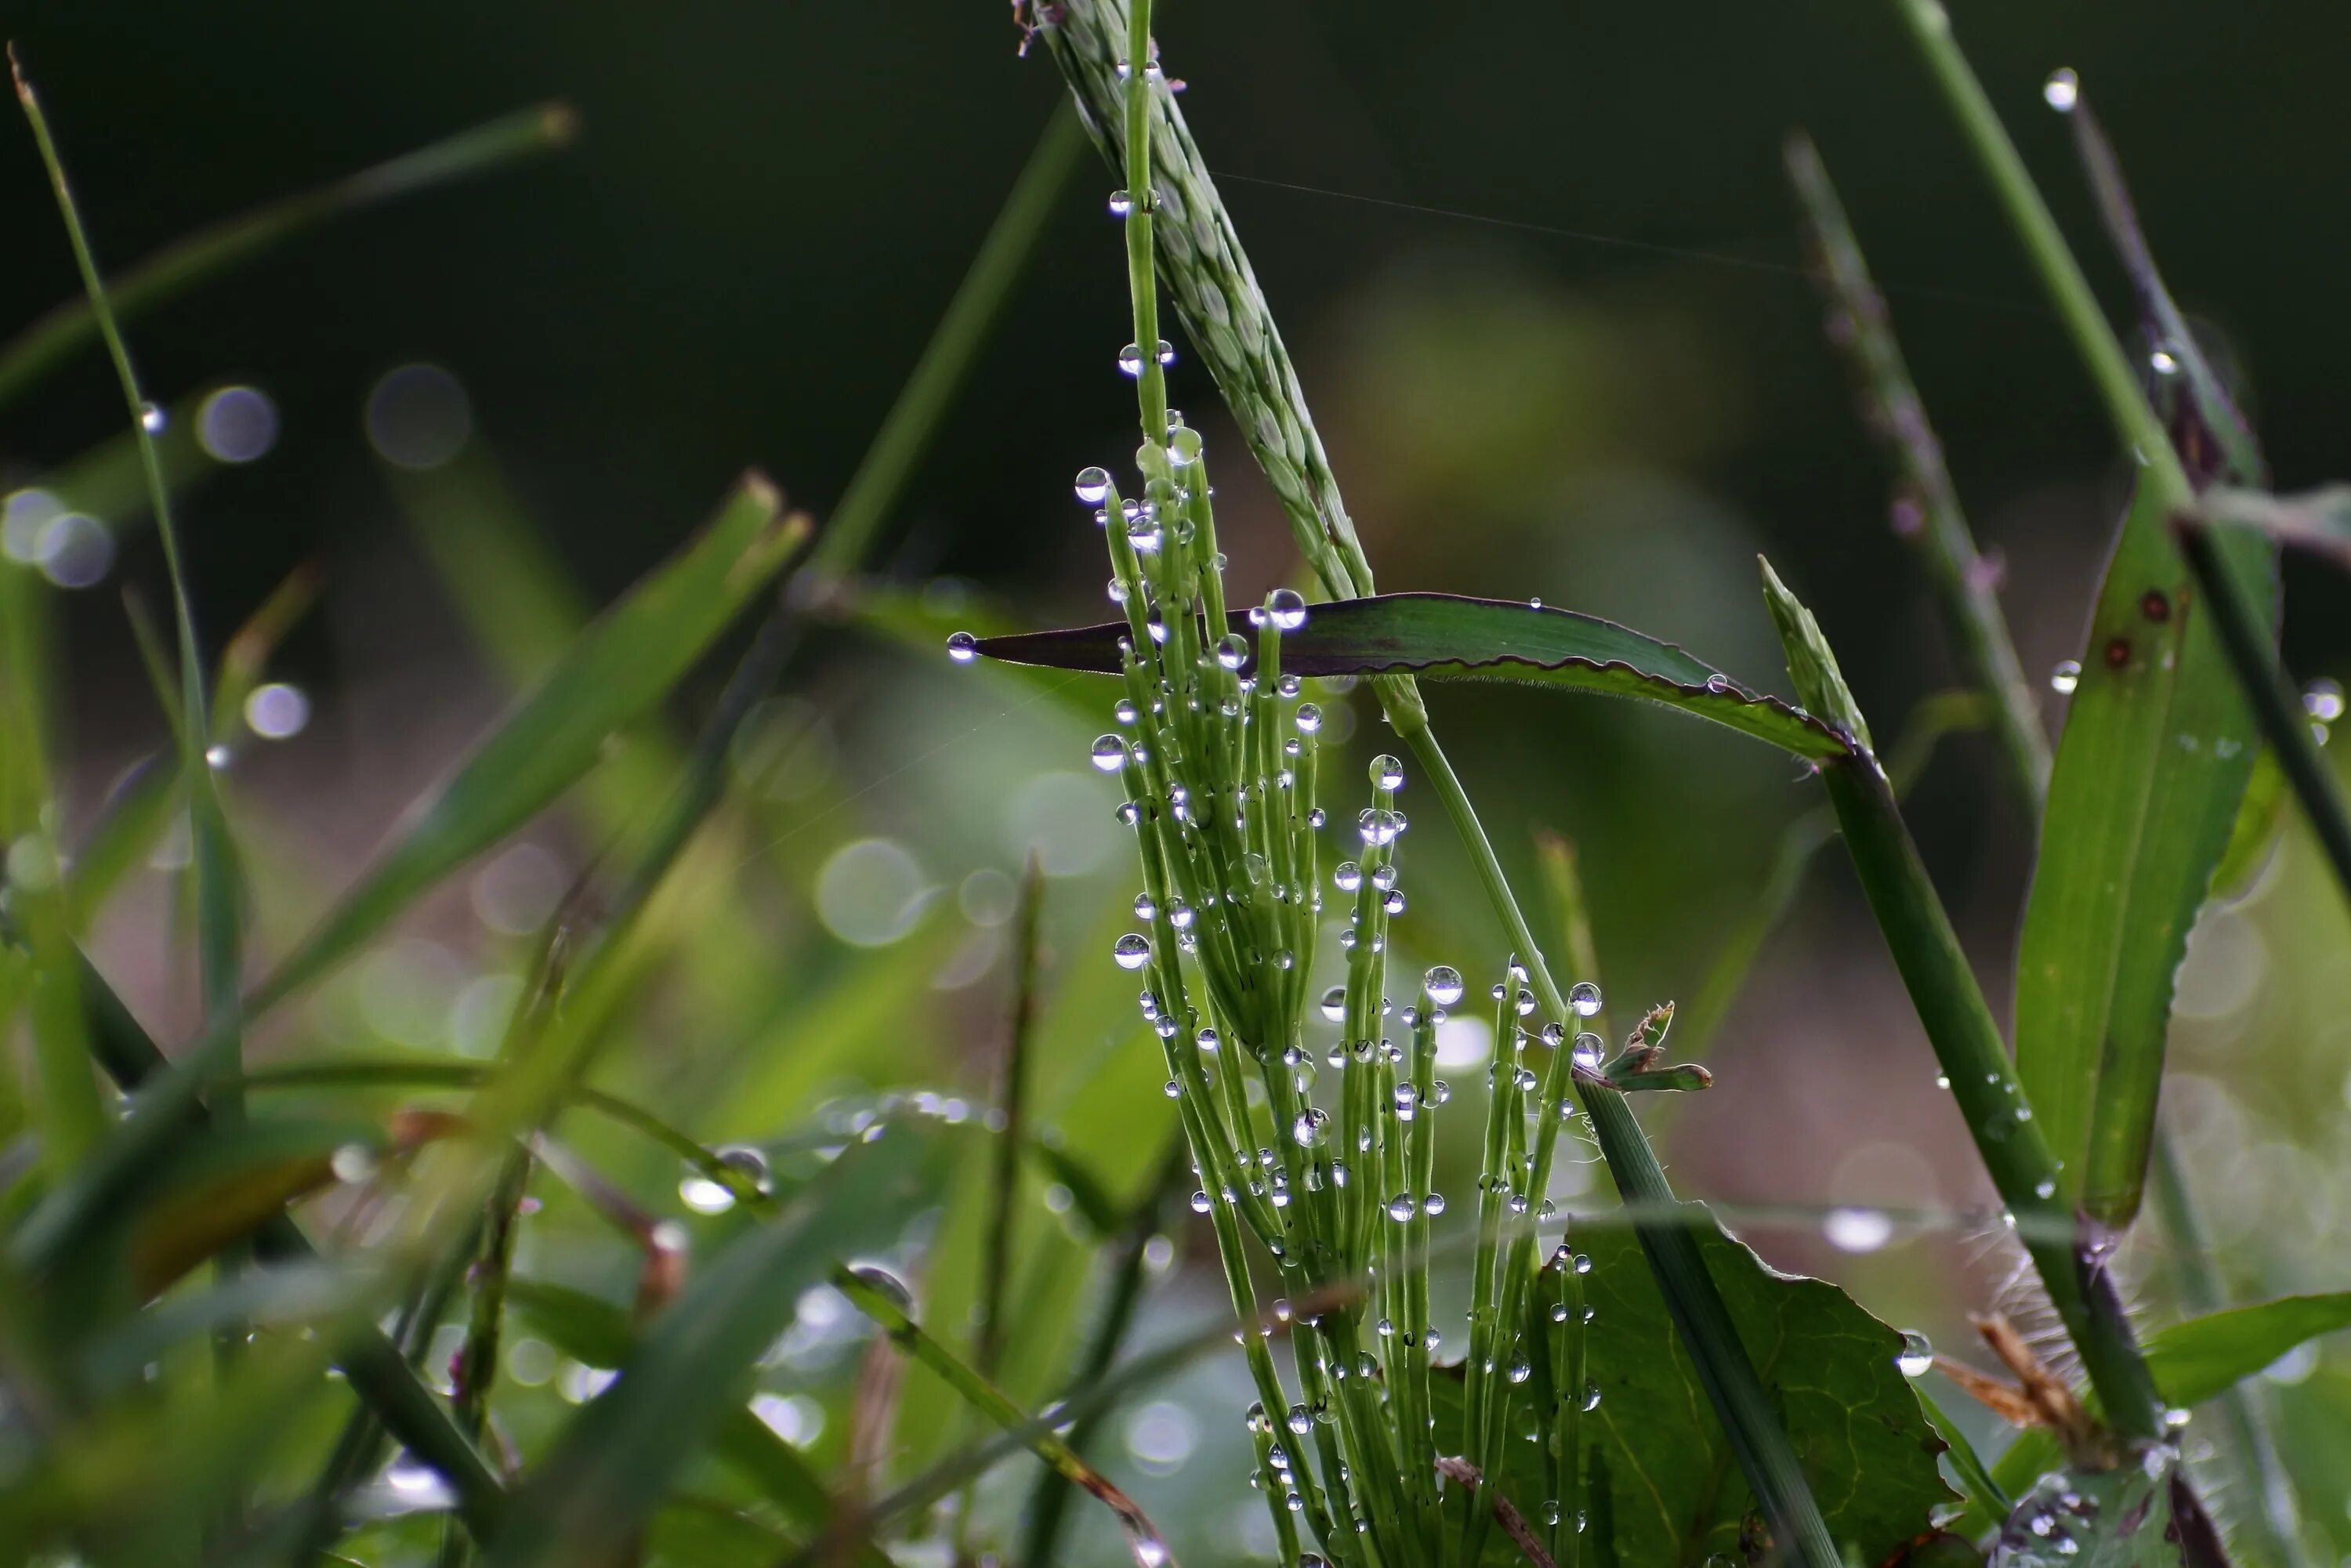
256, 476, 803, 1008
483, 1136, 933, 1567
832, 1262, 1182, 1568
1761, 558, 2167, 1443
1784, 132, 2050, 808
16, 49, 245, 1119
976, 592, 1854, 759
0, 103, 574, 412
503, 1278, 893, 1568
2142, 1293, 2351, 1408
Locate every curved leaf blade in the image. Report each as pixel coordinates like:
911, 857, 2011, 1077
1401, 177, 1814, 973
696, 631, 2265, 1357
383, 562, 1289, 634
974, 592, 1855, 759
2143, 1291, 2351, 1407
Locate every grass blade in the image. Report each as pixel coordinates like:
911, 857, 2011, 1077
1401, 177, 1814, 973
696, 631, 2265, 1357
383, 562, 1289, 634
1784, 131, 2050, 807
257, 475, 804, 1007
832, 1262, 1180, 1568
1761, 557, 2168, 1443
483, 1136, 935, 1567
503, 1277, 893, 1568
976, 592, 1854, 759
2142, 1292, 2351, 1409
0, 102, 575, 412
16, 47, 245, 1121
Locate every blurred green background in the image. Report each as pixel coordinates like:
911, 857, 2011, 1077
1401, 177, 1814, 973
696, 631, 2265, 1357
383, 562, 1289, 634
5, 2, 2350, 1562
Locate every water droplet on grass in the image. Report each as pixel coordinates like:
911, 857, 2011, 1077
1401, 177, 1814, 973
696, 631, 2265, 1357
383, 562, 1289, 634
1114, 933, 1153, 971
2050, 659, 2080, 693
946, 631, 979, 664
1896, 1331, 1934, 1377
2043, 67, 2080, 112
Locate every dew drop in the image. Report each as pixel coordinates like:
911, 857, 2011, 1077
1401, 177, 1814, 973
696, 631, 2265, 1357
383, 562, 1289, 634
1107, 189, 1132, 217
139, 400, 167, 434
1387, 1193, 1416, 1222
1092, 734, 1129, 772
1113, 933, 1154, 971
1074, 465, 1111, 503
946, 630, 979, 664
1215, 633, 1251, 671
1369, 753, 1404, 791
1424, 965, 1465, 1006
1333, 861, 1362, 893
1824, 1207, 1895, 1253
1896, 1331, 1934, 1378
1320, 986, 1349, 1023
1191, 1190, 1212, 1214
1295, 703, 1323, 734
1567, 981, 1603, 1018
2043, 67, 2080, 113
2049, 659, 2081, 694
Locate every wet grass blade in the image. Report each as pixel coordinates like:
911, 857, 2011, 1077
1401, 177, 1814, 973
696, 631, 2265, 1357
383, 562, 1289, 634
483, 1136, 933, 1568
832, 1262, 1181, 1568
17, 50, 247, 1137
0, 102, 575, 411
1784, 131, 2050, 806
976, 592, 1854, 759
1762, 558, 2167, 1443
257, 475, 804, 1008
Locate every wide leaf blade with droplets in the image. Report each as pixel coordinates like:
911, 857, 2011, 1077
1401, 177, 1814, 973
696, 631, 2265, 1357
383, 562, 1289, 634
973, 592, 1856, 759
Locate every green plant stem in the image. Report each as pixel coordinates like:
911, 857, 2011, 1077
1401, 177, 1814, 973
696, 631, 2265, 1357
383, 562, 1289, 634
1884, 0, 2189, 514
1809, 749, 2164, 1439
810, 104, 1085, 578
1042, 2, 1835, 1555
1784, 132, 2050, 808
0, 102, 574, 413
2176, 518, 2351, 907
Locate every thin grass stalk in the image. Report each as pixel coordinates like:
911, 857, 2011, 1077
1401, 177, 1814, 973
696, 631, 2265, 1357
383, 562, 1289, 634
434, 1152, 531, 1568
15, 51, 245, 1121
1016, 1137, 1186, 1567
1882, 1, 2189, 514
2175, 517, 2351, 907
1783, 132, 2050, 808
1039, 7, 1839, 1557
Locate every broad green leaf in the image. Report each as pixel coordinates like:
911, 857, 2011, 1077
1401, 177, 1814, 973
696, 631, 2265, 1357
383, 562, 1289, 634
257, 476, 804, 1008
2143, 1291, 2351, 1407
973, 592, 1857, 760
2013, 121, 2277, 1228
1988, 1457, 2225, 1566
1434, 1209, 1954, 1566
484, 1133, 938, 1568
